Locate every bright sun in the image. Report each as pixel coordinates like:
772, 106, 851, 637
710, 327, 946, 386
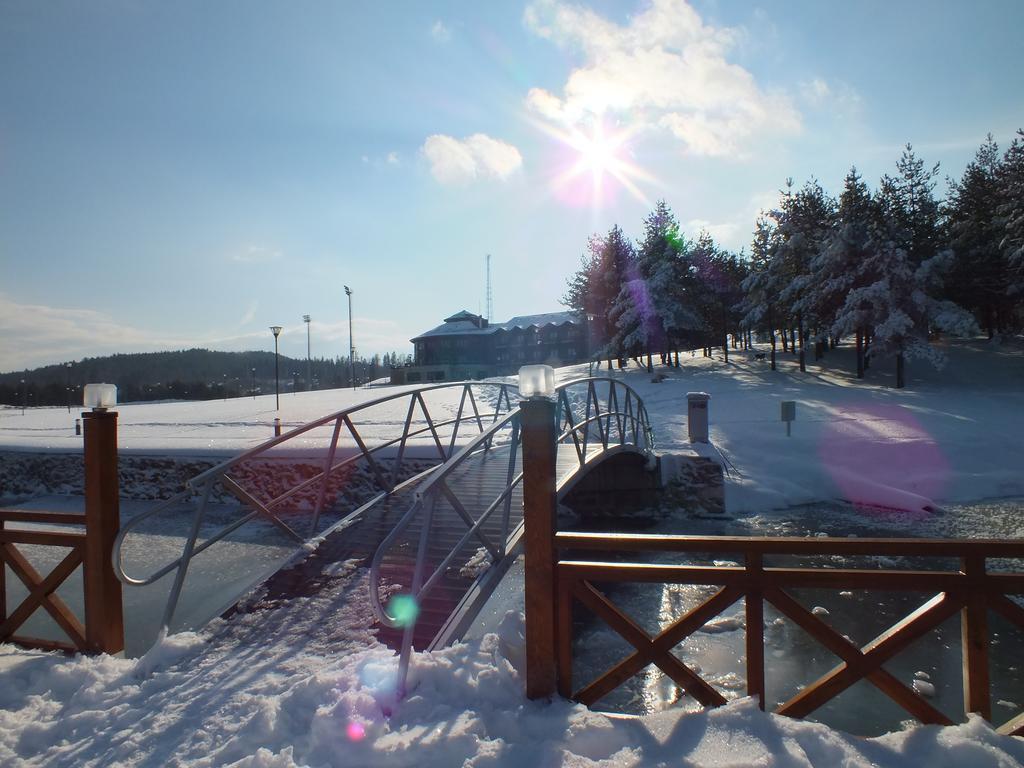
572, 125, 621, 176
541, 119, 655, 207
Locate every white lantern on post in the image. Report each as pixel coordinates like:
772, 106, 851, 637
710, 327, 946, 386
518, 365, 555, 400
83, 383, 117, 411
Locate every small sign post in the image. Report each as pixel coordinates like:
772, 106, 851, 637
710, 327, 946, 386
781, 401, 796, 437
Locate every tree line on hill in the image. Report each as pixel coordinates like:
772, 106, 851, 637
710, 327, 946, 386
563, 132, 1024, 388
0, 348, 413, 407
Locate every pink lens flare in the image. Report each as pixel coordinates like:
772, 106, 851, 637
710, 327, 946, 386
346, 721, 366, 741
818, 403, 949, 516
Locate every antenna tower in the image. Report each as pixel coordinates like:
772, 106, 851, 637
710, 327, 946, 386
485, 254, 493, 321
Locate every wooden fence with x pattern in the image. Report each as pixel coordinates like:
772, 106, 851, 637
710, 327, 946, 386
553, 533, 1024, 736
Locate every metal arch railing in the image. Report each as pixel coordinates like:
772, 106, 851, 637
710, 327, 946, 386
368, 377, 654, 696
112, 380, 519, 634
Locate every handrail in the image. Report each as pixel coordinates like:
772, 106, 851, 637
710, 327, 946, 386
368, 376, 654, 696
113, 380, 519, 633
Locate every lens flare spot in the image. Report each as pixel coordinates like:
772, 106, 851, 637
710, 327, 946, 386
388, 594, 420, 627
818, 403, 949, 515
346, 721, 366, 741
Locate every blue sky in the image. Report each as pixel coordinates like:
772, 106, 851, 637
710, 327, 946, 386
2, 0, 1022, 371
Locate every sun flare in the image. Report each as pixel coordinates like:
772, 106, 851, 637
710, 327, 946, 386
571, 124, 622, 178
538, 118, 656, 208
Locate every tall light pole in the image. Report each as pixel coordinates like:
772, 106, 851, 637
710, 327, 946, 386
65, 362, 73, 412
344, 286, 355, 390
251, 367, 256, 400
270, 326, 282, 410
20, 378, 25, 415
303, 314, 312, 392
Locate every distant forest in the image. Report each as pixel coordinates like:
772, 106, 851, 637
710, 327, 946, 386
0, 348, 413, 407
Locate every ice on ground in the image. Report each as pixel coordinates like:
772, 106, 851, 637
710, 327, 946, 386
912, 679, 937, 698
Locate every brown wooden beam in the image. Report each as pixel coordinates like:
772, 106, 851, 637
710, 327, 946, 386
557, 560, 1024, 593
521, 397, 558, 699
572, 584, 742, 705
745, 553, 765, 708
997, 709, 1024, 737
7, 635, 78, 654
573, 580, 726, 708
556, 575, 574, 699
0, 530, 87, 547
0, 509, 87, 525
82, 409, 125, 655
0, 543, 86, 649
555, 532, 1024, 559
961, 556, 991, 720
764, 586, 953, 725
777, 593, 962, 719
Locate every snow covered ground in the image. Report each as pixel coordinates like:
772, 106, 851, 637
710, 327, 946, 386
1, 338, 1023, 766
4, 338, 1021, 511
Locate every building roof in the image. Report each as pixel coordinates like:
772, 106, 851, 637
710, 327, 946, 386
411, 310, 580, 342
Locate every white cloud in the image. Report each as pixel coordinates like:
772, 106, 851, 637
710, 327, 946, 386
800, 77, 831, 104
685, 218, 740, 245
523, 0, 801, 157
238, 300, 258, 328
386, 151, 400, 166
0, 294, 415, 372
421, 133, 523, 185
799, 77, 862, 115
0, 295, 190, 371
430, 20, 452, 44
232, 246, 282, 264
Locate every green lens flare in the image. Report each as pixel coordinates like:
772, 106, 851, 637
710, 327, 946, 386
388, 594, 419, 627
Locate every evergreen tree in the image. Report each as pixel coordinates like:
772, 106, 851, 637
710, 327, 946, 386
815, 168, 875, 376
773, 178, 836, 371
612, 201, 705, 370
562, 225, 633, 365
741, 215, 781, 369
945, 135, 1009, 336
998, 129, 1024, 310
862, 146, 976, 387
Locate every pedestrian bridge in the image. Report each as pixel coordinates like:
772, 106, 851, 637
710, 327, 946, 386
113, 376, 656, 678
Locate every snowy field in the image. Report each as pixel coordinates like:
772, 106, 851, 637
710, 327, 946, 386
4, 338, 1022, 512
2, 338, 1024, 766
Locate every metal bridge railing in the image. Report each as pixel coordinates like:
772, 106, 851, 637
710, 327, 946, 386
368, 377, 654, 696
112, 381, 519, 635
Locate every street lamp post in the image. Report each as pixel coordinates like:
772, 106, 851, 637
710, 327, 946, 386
344, 286, 355, 390
303, 314, 312, 392
270, 326, 282, 410
251, 367, 256, 400
20, 378, 25, 415
66, 362, 73, 413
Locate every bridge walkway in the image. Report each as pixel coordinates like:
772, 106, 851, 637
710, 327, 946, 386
112, 377, 655, 690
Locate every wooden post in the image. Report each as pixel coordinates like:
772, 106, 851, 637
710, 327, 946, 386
961, 555, 990, 719
82, 409, 125, 655
521, 397, 558, 699
745, 553, 765, 708
0, 517, 5, 624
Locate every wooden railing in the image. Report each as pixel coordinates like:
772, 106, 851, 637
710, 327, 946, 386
1, 409, 124, 655
0, 508, 121, 653
552, 533, 1024, 737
